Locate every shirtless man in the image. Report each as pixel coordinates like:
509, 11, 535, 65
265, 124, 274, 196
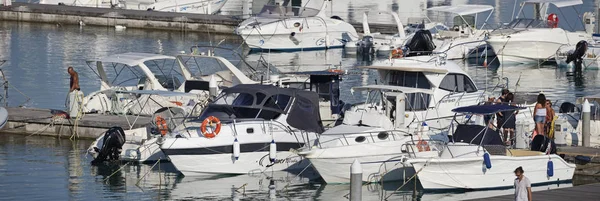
68, 67, 80, 92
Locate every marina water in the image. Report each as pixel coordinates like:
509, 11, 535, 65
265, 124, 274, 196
2, 0, 600, 200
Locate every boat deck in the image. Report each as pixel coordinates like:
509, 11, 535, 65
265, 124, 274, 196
467, 183, 600, 201
2, 107, 151, 139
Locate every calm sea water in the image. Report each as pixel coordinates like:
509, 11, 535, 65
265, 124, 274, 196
2, 0, 600, 200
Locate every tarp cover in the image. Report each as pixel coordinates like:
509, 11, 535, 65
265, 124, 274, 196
451, 104, 526, 115
222, 84, 324, 133
453, 124, 503, 145
405, 30, 436, 56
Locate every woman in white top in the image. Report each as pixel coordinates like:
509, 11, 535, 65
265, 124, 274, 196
533, 94, 547, 136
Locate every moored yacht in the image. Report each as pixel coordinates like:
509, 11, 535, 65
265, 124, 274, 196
161, 84, 323, 175
235, 0, 359, 51
486, 0, 592, 64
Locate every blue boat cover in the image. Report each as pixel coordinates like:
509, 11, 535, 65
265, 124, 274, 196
451, 104, 525, 115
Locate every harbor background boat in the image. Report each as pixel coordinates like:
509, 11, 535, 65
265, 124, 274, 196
2, 0, 600, 200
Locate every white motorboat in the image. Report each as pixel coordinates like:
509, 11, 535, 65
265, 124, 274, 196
428, 5, 496, 60
566, 95, 600, 147
39, 0, 227, 14
87, 52, 260, 163
298, 51, 487, 184
486, 0, 592, 64
160, 84, 323, 175
235, 0, 359, 51
406, 104, 576, 190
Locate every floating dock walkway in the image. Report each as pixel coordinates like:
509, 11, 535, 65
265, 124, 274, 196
0, 3, 395, 34
3, 107, 150, 139
467, 183, 600, 201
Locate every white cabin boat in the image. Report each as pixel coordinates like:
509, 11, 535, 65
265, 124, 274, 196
235, 0, 359, 51
486, 0, 592, 64
161, 84, 323, 175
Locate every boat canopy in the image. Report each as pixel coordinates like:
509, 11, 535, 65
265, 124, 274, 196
96, 53, 175, 67
115, 90, 198, 97
206, 84, 324, 133
522, 0, 583, 8
451, 104, 526, 115
427, 5, 494, 16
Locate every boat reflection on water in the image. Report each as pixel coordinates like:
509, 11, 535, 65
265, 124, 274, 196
244, 48, 347, 73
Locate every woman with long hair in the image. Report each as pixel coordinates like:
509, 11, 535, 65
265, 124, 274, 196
533, 94, 547, 136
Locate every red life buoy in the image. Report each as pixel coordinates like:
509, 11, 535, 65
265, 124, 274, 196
155, 116, 168, 136
201, 116, 222, 138
547, 13, 559, 28
417, 140, 431, 152
391, 48, 403, 58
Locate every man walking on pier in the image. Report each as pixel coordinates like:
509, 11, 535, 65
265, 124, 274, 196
66, 67, 83, 118
68, 67, 80, 92
514, 166, 532, 201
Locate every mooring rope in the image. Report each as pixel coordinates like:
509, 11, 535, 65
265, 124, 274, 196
27, 115, 66, 137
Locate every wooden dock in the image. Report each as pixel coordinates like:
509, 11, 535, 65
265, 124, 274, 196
2, 107, 150, 139
0, 3, 396, 34
467, 183, 600, 201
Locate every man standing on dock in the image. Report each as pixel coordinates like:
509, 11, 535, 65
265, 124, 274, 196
514, 166, 532, 201
68, 67, 80, 92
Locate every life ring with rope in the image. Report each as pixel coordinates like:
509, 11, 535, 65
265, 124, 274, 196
391, 48, 403, 58
155, 116, 168, 136
416, 140, 431, 152
201, 116, 222, 138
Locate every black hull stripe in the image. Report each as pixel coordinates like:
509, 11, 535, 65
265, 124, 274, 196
162, 142, 303, 156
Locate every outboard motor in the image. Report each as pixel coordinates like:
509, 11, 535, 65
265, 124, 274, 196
357, 35, 374, 58
91, 127, 126, 164
559, 102, 577, 113
566, 40, 588, 69
531, 135, 557, 154
404, 30, 436, 57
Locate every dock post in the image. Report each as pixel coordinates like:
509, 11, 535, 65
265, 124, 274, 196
350, 159, 362, 201
582, 99, 591, 147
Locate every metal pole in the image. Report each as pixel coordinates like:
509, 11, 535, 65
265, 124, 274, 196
350, 159, 362, 201
582, 99, 591, 147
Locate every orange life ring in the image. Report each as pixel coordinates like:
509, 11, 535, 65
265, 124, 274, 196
155, 116, 168, 136
416, 140, 430, 152
391, 48, 403, 58
201, 116, 222, 138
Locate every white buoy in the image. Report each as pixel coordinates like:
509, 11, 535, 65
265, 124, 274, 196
376, 45, 392, 57
233, 138, 240, 160
350, 159, 362, 201
79, 20, 85, 27
421, 122, 429, 135
269, 140, 277, 162
115, 25, 126, 31
209, 74, 218, 97
582, 99, 591, 147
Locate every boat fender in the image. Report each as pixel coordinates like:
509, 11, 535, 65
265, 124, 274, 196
233, 138, 240, 161
547, 160, 554, 177
155, 116, 168, 136
483, 152, 492, 169
269, 140, 277, 163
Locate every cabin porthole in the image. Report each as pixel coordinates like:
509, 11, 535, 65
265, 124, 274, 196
377, 132, 389, 140
355, 136, 366, 143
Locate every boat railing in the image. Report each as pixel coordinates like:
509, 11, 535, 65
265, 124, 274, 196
312, 129, 415, 149
400, 138, 448, 158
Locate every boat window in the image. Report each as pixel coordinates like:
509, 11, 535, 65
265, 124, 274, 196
405, 92, 431, 111
257, 4, 320, 18
263, 94, 292, 111
366, 90, 384, 108
355, 136, 366, 143
256, 92, 267, 105
377, 132, 389, 140
232, 93, 255, 106
439, 73, 477, 93
387, 71, 431, 89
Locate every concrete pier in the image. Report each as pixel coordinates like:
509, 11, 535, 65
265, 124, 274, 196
467, 183, 600, 201
2, 107, 150, 139
0, 3, 398, 34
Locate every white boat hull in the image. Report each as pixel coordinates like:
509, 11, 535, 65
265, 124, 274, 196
241, 30, 352, 51
487, 29, 590, 64
410, 154, 575, 190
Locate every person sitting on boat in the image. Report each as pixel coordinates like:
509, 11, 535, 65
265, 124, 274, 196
533, 93, 547, 137
496, 89, 509, 129
514, 166, 532, 201
545, 100, 556, 138
502, 93, 517, 146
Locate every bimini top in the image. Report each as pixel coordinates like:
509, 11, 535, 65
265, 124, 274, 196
427, 5, 494, 16
451, 104, 526, 115
219, 84, 324, 133
96, 52, 175, 67
522, 0, 582, 8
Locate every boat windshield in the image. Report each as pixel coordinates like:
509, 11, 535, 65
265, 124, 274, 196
196, 92, 291, 122
365, 89, 431, 112
99, 58, 185, 91
505, 18, 548, 29
256, 4, 320, 18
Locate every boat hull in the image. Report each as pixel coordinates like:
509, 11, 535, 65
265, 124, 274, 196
409, 154, 575, 190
